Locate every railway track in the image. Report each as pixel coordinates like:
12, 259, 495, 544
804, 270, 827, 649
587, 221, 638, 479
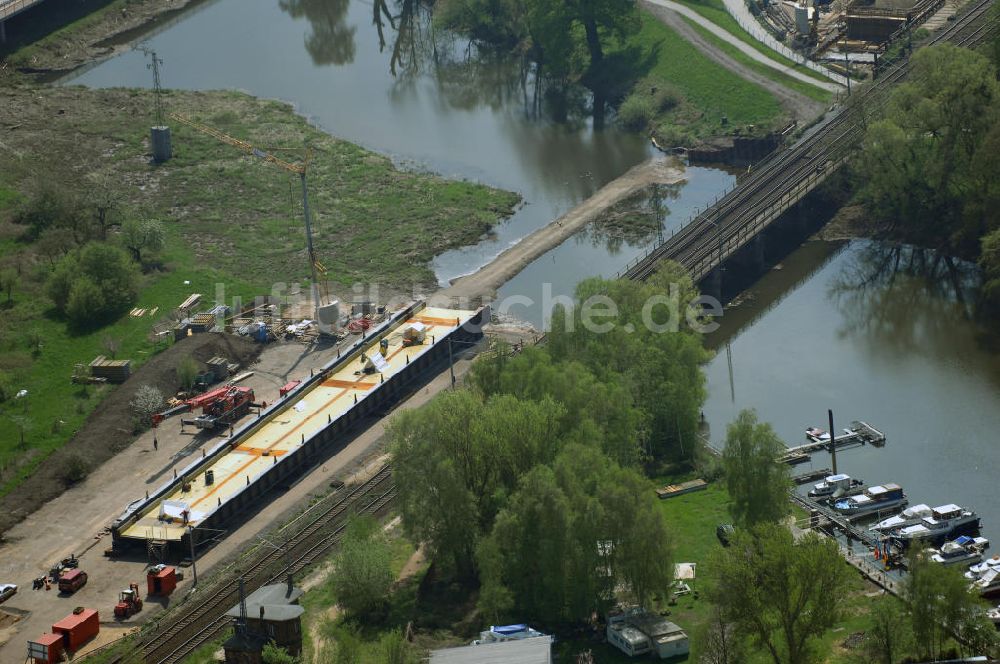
87, 464, 397, 664
621, 0, 997, 283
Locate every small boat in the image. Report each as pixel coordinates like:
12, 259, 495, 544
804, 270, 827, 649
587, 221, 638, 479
971, 568, 1000, 596
930, 536, 990, 566
966, 555, 1000, 580
889, 504, 981, 545
987, 605, 1000, 626
870, 504, 932, 532
808, 474, 863, 499
834, 483, 907, 518
806, 427, 831, 443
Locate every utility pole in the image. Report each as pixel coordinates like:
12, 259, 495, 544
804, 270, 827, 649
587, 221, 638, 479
844, 50, 851, 95
828, 408, 838, 475
188, 525, 198, 587
138, 45, 171, 162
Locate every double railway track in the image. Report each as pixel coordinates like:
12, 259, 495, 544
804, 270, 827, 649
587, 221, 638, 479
621, 0, 997, 284
82, 6, 998, 662
91, 464, 396, 664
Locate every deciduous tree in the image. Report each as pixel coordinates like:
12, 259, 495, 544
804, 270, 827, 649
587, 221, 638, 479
710, 524, 852, 664
120, 217, 165, 264
389, 390, 563, 577
864, 598, 911, 664
329, 516, 394, 617
721, 409, 790, 528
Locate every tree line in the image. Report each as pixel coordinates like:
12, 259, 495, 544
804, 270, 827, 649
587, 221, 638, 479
389, 262, 707, 625
858, 42, 1000, 316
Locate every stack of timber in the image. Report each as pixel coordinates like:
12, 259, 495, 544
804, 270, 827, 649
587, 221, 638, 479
89, 356, 131, 383
656, 479, 708, 499
206, 357, 230, 381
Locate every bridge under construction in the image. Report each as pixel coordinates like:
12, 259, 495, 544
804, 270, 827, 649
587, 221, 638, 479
111, 301, 486, 551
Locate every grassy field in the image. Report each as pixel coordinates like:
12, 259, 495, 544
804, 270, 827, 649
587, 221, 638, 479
682, 18, 833, 104
671, 0, 834, 85
617, 10, 786, 139
0, 84, 518, 503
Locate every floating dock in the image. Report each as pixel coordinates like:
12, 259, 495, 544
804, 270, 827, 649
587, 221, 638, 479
111, 302, 486, 549
780, 421, 886, 465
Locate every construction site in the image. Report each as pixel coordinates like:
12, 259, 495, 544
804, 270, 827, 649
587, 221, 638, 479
745, 0, 969, 76
0, 93, 515, 663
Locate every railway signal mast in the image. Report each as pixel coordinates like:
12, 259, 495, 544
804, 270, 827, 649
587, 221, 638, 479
169, 113, 337, 328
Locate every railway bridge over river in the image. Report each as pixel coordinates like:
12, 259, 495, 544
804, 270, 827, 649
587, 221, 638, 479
618, 0, 999, 292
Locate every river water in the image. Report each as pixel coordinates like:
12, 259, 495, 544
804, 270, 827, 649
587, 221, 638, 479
63, 0, 732, 316
704, 240, 1000, 544
64, 0, 1000, 544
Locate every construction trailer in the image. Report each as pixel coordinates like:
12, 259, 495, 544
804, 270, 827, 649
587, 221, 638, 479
111, 301, 487, 554
51, 608, 99, 653
26, 633, 63, 664
147, 564, 178, 596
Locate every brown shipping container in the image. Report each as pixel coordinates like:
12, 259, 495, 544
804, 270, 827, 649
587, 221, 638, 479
52, 608, 99, 651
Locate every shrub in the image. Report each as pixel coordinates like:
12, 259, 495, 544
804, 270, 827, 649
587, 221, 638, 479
60, 453, 89, 486
653, 84, 684, 112
618, 93, 655, 131
130, 385, 165, 433
65, 279, 106, 328
47, 243, 139, 328
654, 124, 696, 148
176, 356, 200, 391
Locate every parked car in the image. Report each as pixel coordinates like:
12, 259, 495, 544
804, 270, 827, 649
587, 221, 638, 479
716, 524, 735, 547
0, 583, 17, 603
58, 569, 88, 594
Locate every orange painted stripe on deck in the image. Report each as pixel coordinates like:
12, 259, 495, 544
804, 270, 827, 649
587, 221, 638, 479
191, 340, 429, 510
323, 378, 376, 390
410, 315, 459, 327
235, 446, 289, 456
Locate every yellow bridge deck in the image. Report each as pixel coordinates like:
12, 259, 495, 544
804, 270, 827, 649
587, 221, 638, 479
122, 306, 474, 541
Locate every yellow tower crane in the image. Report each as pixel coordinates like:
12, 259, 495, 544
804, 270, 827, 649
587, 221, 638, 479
169, 112, 333, 325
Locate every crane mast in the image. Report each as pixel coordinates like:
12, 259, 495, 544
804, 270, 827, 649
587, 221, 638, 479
169, 112, 327, 324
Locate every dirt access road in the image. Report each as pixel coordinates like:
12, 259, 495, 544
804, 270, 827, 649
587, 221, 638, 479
0, 328, 491, 662
641, 1, 827, 122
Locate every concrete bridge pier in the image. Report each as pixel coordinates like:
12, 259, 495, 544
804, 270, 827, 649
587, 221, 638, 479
703, 267, 723, 303
735, 233, 766, 272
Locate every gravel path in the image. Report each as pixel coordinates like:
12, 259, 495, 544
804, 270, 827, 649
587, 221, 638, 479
643, 1, 827, 122
644, 0, 844, 91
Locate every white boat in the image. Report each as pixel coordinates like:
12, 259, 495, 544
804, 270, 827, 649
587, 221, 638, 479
987, 605, 1000, 626
966, 555, 1000, 580
870, 504, 932, 532
806, 427, 831, 443
808, 474, 863, 499
971, 568, 1000, 596
930, 536, 990, 566
889, 504, 980, 545
834, 483, 907, 517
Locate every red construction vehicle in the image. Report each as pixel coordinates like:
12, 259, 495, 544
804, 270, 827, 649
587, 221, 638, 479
113, 583, 143, 619
152, 386, 256, 430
